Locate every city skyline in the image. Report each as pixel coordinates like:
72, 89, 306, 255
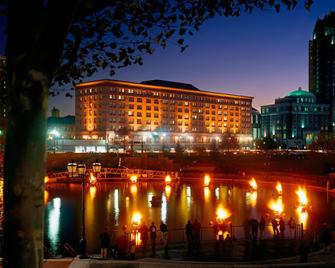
2, 2, 331, 117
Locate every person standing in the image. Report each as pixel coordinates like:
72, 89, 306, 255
259, 216, 266, 240
150, 222, 157, 257
288, 217, 296, 239
185, 220, 193, 253
139, 221, 149, 257
279, 217, 286, 239
99, 227, 110, 258
160, 221, 169, 258
193, 219, 201, 250
272, 218, 279, 238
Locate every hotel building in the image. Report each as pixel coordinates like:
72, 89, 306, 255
75, 79, 252, 150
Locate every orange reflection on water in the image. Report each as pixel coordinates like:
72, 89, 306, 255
249, 178, 257, 191
204, 174, 211, 186
204, 187, 210, 201
165, 185, 171, 200
246, 191, 257, 207
130, 184, 137, 195
44, 190, 49, 204
276, 182, 282, 195
89, 186, 96, 199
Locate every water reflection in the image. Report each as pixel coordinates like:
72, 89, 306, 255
44, 181, 334, 254
47, 197, 61, 253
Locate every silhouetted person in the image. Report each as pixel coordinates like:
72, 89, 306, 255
139, 222, 149, 257
150, 222, 157, 256
160, 221, 169, 258
288, 217, 296, 239
250, 218, 259, 240
259, 216, 266, 240
272, 218, 279, 238
279, 217, 285, 239
99, 227, 110, 258
193, 219, 201, 249
243, 218, 251, 240
185, 220, 193, 253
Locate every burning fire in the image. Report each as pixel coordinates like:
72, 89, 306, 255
267, 197, 284, 215
249, 178, 258, 191
204, 174, 211, 186
44, 176, 49, 184
216, 206, 231, 222
276, 182, 282, 195
130, 184, 137, 195
130, 175, 137, 183
89, 186, 97, 199
131, 212, 142, 227
89, 173, 97, 185
296, 186, 308, 207
165, 175, 171, 184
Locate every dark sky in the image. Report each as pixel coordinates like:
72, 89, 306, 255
2, 2, 335, 116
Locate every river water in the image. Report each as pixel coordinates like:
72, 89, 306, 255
44, 179, 335, 255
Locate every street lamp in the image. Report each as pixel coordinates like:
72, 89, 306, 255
77, 162, 88, 258
92, 160, 102, 178
67, 161, 77, 178
50, 129, 60, 154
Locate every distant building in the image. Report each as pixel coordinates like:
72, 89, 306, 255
75, 79, 253, 151
261, 88, 329, 148
47, 114, 76, 140
251, 108, 261, 141
309, 11, 335, 130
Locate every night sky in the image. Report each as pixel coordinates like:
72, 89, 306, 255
1, 2, 334, 116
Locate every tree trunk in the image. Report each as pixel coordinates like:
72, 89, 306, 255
4, 1, 79, 267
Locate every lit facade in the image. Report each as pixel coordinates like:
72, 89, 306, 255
261, 88, 329, 148
309, 12, 335, 130
75, 79, 252, 149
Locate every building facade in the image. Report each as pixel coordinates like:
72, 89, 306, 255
75, 79, 253, 150
309, 12, 335, 130
261, 88, 329, 148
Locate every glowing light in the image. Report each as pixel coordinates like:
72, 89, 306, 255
246, 191, 257, 207
89, 173, 97, 185
216, 206, 231, 222
114, 189, 120, 226
131, 212, 142, 227
165, 185, 171, 199
268, 196, 284, 215
165, 175, 171, 184
89, 186, 96, 199
204, 174, 211, 186
204, 187, 210, 201
215, 187, 220, 200
276, 182, 282, 195
130, 175, 137, 183
44, 176, 49, 184
48, 198, 61, 253
296, 186, 308, 207
249, 178, 257, 191
44, 190, 49, 204
130, 184, 137, 195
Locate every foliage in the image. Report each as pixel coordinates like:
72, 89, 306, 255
255, 137, 278, 150
308, 132, 335, 151
220, 132, 239, 151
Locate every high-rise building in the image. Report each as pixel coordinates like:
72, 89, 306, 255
309, 12, 335, 130
75, 79, 253, 149
261, 88, 329, 148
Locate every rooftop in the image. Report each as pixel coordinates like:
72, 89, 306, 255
141, 80, 199, 91
48, 115, 75, 125
287, 88, 315, 98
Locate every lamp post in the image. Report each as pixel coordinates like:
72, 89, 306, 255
77, 162, 88, 258
67, 161, 77, 178
92, 160, 102, 179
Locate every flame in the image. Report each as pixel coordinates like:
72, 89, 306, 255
44, 176, 49, 184
216, 206, 231, 222
130, 184, 137, 195
276, 182, 282, 195
296, 186, 308, 206
249, 178, 257, 190
130, 175, 137, 183
204, 174, 211, 186
165, 185, 171, 199
165, 175, 171, 184
89, 172, 97, 184
268, 196, 284, 215
131, 212, 142, 227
